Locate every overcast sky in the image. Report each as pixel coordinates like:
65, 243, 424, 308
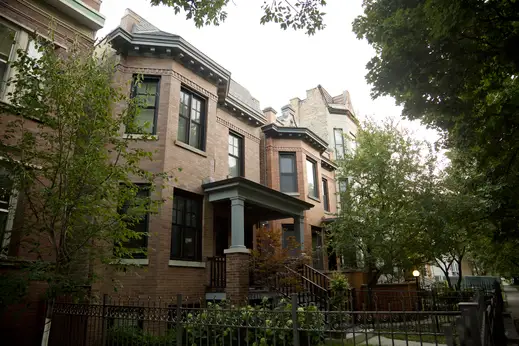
97, 0, 440, 143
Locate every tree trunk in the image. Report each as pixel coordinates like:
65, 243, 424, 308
455, 258, 463, 291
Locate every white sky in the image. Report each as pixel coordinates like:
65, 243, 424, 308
97, 0, 440, 143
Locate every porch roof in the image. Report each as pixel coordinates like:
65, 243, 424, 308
202, 177, 313, 217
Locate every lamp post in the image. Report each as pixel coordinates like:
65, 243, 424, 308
412, 270, 420, 291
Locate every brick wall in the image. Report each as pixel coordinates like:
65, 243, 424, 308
262, 136, 337, 268
92, 54, 262, 300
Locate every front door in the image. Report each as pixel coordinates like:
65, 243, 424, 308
312, 226, 324, 270
214, 216, 229, 256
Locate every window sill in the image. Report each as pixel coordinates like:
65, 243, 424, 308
283, 192, 300, 197
123, 134, 158, 140
174, 140, 207, 157
118, 258, 149, 265
168, 260, 205, 268
308, 195, 320, 203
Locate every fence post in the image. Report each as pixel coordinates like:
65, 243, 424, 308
459, 302, 482, 346
443, 324, 455, 346
292, 294, 300, 346
176, 294, 183, 346
100, 294, 108, 346
493, 281, 506, 345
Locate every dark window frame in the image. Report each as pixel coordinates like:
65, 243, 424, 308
334, 128, 345, 159
118, 183, 151, 259
127, 75, 160, 135
171, 189, 203, 261
228, 132, 244, 177
279, 152, 298, 193
306, 158, 319, 199
178, 87, 206, 150
322, 178, 330, 212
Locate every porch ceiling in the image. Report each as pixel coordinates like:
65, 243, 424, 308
202, 177, 313, 219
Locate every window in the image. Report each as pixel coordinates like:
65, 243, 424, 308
306, 159, 318, 199
0, 22, 16, 92
338, 179, 348, 194
322, 178, 330, 211
119, 184, 150, 259
178, 89, 206, 150
171, 189, 202, 261
127, 76, 160, 135
279, 153, 297, 193
334, 128, 345, 159
0, 166, 16, 254
228, 132, 243, 177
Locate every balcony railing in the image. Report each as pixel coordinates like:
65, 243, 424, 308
207, 256, 226, 290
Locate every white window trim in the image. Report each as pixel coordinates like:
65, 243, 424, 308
168, 259, 205, 268
1, 188, 18, 254
117, 258, 149, 265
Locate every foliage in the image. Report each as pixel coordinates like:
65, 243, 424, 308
353, 0, 519, 246
0, 37, 168, 299
0, 272, 28, 309
151, 0, 327, 35
250, 226, 309, 289
328, 118, 435, 286
107, 326, 176, 346
329, 272, 350, 310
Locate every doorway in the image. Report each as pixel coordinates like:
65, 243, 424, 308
311, 226, 324, 270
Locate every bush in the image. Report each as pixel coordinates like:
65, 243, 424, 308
106, 326, 176, 346
329, 273, 351, 310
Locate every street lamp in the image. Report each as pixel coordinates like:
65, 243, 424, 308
412, 270, 420, 291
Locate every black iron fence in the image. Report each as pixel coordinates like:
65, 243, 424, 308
48, 294, 463, 346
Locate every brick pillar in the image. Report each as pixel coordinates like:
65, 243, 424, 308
224, 249, 250, 304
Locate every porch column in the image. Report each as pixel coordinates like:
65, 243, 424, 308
224, 196, 249, 304
294, 214, 305, 250
229, 196, 246, 249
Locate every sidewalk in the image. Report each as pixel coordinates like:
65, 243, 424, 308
503, 283, 519, 344
504, 284, 519, 319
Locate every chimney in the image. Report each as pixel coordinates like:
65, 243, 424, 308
263, 107, 278, 124
120, 9, 142, 32
281, 105, 296, 126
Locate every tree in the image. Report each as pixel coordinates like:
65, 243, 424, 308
0, 37, 168, 302
151, 0, 327, 35
328, 118, 432, 287
353, 0, 519, 241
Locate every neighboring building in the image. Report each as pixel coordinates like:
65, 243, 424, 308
261, 108, 339, 271
0, 1, 104, 344
279, 85, 359, 210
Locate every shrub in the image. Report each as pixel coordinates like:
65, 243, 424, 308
329, 273, 351, 310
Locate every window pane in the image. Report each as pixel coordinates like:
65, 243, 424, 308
334, 129, 344, 145
280, 155, 294, 173
228, 156, 239, 177
177, 117, 187, 143
189, 123, 200, 148
339, 180, 348, 193
0, 24, 15, 60
0, 167, 13, 211
183, 228, 196, 259
306, 160, 317, 197
171, 225, 182, 258
136, 108, 155, 134
280, 175, 297, 193
191, 98, 201, 122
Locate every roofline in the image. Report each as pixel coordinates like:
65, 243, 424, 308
202, 177, 314, 210
261, 123, 329, 153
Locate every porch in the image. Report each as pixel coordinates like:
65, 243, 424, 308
202, 177, 313, 302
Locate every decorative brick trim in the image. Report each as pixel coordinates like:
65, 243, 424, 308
265, 145, 302, 152
216, 116, 260, 143
1, 0, 94, 46
117, 64, 218, 101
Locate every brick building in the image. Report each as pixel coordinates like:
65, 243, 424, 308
0, 1, 104, 344
1, 6, 359, 313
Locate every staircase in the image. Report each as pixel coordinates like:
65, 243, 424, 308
267, 263, 331, 309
